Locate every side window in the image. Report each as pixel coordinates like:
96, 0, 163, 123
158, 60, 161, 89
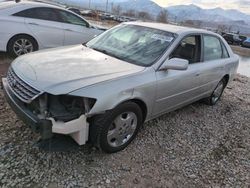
203, 35, 223, 61
221, 42, 230, 58
13, 7, 61, 22
13, 8, 36, 18
170, 35, 201, 64
58, 10, 88, 27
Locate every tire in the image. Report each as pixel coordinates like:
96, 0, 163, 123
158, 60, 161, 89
89, 102, 143, 153
204, 78, 227, 106
7, 35, 38, 57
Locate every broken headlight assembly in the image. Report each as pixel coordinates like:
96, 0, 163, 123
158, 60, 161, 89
27, 94, 96, 122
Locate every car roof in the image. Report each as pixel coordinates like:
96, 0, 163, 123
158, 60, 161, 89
224, 33, 238, 36
0, 0, 64, 10
0, 0, 76, 16
125, 22, 217, 36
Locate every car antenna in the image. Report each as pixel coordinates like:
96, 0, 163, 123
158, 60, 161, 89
15, 0, 21, 3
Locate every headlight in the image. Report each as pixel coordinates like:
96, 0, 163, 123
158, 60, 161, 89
48, 95, 96, 122
27, 94, 96, 122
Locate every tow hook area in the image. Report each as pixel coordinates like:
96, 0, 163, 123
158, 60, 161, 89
49, 115, 89, 145
34, 135, 82, 152
40, 120, 53, 140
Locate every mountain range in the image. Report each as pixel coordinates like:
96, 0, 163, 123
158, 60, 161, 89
53, 0, 250, 34
167, 4, 250, 23
54, 0, 250, 21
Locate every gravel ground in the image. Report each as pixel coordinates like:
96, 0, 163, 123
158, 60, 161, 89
0, 62, 250, 188
230, 45, 250, 57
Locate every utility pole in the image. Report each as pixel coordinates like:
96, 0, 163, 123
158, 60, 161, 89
106, 0, 109, 13
89, 0, 91, 9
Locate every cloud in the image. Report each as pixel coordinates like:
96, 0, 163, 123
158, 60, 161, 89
234, 0, 250, 6
153, 0, 250, 14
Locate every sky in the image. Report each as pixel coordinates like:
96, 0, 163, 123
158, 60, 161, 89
154, 0, 250, 14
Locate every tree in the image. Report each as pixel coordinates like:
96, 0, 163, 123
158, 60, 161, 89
112, 5, 122, 15
156, 9, 168, 23
123, 9, 136, 17
138, 11, 152, 20
195, 20, 202, 28
217, 24, 227, 34
183, 20, 195, 26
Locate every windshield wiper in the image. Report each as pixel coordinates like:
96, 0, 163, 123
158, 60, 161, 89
91, 47, 107, 54
91, 47, 125, 61
91, 47, 144, 66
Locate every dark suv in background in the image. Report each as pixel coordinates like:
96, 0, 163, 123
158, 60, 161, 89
242, 38, 250, 48
222, 33, 247, 45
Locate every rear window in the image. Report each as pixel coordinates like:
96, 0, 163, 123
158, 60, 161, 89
57, 10, 87, 26
13, 7, 61, 22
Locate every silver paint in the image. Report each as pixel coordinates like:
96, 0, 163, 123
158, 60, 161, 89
10, 23, 239, 122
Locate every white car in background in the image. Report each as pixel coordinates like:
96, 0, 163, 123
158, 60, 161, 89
0, 1, 104, 56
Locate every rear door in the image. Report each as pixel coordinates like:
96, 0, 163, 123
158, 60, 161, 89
14, 7, 64, 48
57, 10, 100, 45
197, 35, 230, 93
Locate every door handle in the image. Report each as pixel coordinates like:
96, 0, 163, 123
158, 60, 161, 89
28, 22, 39, 26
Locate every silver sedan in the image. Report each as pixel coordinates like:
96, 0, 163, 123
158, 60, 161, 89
2, 22, 239, 153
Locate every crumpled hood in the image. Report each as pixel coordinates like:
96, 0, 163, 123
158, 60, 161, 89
12, 45, 145, 95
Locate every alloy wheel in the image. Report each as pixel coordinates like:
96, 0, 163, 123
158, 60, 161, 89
13, 39, 33, 56
211, 81, 224, 103
107, 112, 138, 147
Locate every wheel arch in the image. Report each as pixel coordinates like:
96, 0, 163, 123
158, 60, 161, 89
223, 74, 230, 86
7, 33, 39, 51
112, 98, 148, 123
130, 98, 148, 123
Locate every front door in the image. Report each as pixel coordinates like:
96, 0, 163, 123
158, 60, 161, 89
153, 35, 204, 116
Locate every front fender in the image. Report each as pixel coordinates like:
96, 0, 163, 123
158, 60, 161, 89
69, 68, 156, 117
69, 83, 135, 115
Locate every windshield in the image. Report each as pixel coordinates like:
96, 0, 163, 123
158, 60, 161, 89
86, 24, 175, 66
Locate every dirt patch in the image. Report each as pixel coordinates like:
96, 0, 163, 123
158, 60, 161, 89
0, 52, 12, 79
230, 45, 250, 56
0, 52, 13, 65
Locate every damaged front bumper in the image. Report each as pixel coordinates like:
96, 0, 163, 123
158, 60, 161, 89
50, 115, 89, 145
2, 78, 89, 145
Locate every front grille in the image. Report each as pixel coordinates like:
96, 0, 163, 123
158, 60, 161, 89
7, 67, 41, 103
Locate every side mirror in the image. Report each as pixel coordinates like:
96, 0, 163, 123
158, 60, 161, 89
159, 58, 188, 71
